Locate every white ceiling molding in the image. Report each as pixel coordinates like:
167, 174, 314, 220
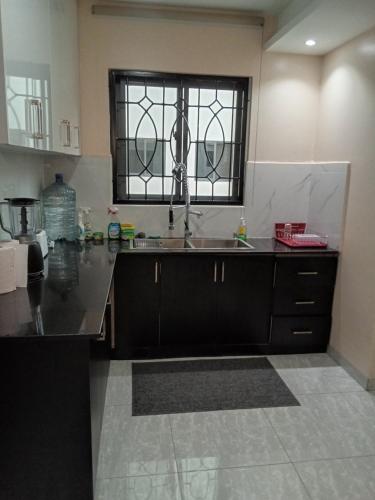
92, 1, 264, 26
94, 0, 290, 14
265, 0, 375, 55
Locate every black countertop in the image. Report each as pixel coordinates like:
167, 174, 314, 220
0, 238, 338, 339
0, 241, 116, 340
246, 238, 339, 255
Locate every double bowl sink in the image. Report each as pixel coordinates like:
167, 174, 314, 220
131, 238, 255, 251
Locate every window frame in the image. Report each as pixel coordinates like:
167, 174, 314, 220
109, 69, 251, 205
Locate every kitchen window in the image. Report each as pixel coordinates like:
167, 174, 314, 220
109, 70, 250, 205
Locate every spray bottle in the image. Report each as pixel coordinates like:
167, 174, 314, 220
78, 208, 85, 241
108, 206, 121, 239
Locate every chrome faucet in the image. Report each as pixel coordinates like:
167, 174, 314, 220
169, 162, 202, 240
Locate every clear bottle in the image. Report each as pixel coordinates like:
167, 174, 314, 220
237, 208, 247, 241
82, 207, 93, 240
78, 208, 85, 241
42, 173, 77, 241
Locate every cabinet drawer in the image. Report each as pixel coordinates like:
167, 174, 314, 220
273, 286, 334, 315
271, 316, 331, 349
274, 257, 337, 288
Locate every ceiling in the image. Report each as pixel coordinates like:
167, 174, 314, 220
99, 0, 375, 55
109, 0, 291, 14
266, 0, 375, 55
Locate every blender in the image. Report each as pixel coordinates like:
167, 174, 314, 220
0, 198, 44, 281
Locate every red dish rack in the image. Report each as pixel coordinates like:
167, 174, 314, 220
275, 223, 328, 248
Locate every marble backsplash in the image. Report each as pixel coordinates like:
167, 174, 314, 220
44, 157, 349, 249
246, 162, 349, 249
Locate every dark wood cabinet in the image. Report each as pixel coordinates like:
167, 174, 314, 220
271, 316, 332, 353
217, 256, 274, 345
159, 255, 217, 345
114, 255, 160, 358
113, 252, 338, 358
271, 255, 338, 353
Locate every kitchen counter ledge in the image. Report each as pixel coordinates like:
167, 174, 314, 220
0, 238, 338, 339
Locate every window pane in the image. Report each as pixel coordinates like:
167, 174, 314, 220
111, 71, 249, 204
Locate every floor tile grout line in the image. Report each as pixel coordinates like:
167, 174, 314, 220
290, 462, 314, 500
96, 451, 375, 483
95, 458, 308, 482
167, 413, 185, 500
290, 452, 375, 465
261, 408, 313, 500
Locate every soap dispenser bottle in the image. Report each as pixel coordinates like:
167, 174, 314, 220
237, 208, 247, 241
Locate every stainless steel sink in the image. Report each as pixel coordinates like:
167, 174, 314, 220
190, 238, 255, 249
132, 238, 193, 249
131, 237, 254, 251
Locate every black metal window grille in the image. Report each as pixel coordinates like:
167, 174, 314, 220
109, 70, 250, 205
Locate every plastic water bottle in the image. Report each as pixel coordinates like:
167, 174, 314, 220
42, 173, 77, 241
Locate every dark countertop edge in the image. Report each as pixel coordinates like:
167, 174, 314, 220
0, 333, 100, 342
116, 238, 339, 256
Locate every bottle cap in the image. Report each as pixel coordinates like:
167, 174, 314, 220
55, 173, 64, 183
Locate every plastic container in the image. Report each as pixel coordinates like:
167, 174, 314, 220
120, 223, 135, 241
42, 173, 76, 241
78, 208, 85, 241
237, 208, 247, 241
82, 207, 93, 240
108, 206, 120, 239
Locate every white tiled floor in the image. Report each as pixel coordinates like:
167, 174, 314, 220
95, 354, 375, 500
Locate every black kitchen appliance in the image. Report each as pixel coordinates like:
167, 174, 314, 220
0, 198, 44, 281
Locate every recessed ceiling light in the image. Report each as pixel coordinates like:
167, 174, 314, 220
305, 39, 316, 47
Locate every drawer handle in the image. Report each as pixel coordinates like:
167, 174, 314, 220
292, 330, 313, 335
295, 301, 316, 305
298, 271, 319, 276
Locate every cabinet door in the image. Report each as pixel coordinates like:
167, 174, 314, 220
160, 255, 217, 346
114, 255, 160, 358
1, 0, 52, 150
217, 256, 274, 345
49, 0, 80, 155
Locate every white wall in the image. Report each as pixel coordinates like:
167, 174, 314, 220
315, 27, 375, 383
44, 0, 327, 240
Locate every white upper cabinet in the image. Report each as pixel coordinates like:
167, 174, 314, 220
0, 0, 80, 155
49, 0, 80, 155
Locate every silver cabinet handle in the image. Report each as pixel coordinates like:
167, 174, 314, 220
60, 120, 71, 147
214, 261, 217, 283
29, 99, 43, 139
295, 301, 316, 305
154, 261, 161, 283
298, 271, 319, 276
292, 330, 313, 335
37, 100, 43, 138
73, 125, 80, 149
221, 261, 225, 283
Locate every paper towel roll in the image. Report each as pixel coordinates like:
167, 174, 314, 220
0, 240, 28, 287
0, 245, 16, 294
